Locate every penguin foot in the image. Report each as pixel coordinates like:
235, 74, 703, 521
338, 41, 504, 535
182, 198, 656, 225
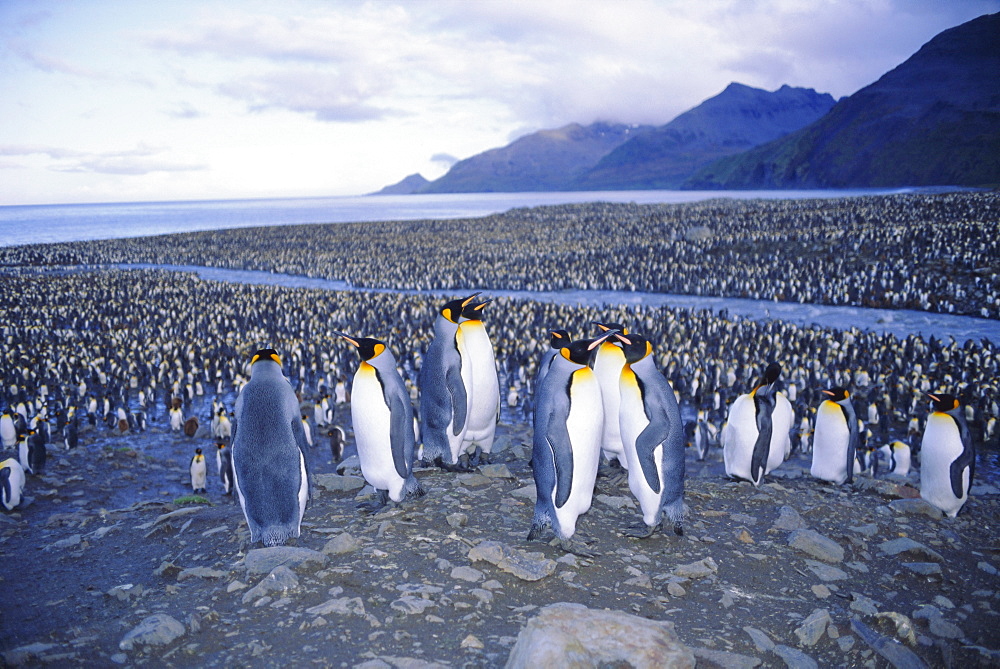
596, 461, 622, 478
622, 521, 657, 539
526, 522, 549, 542
433, 456, 473, 473
357, 490, 391, 515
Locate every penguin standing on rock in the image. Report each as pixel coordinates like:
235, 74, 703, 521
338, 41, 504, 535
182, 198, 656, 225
338, 333, 424, 512
231, 349, 310, 547
459, 297, 501, 465
722, 362, 793, 486
529, 332, 613, 549
615, 333, 686, 538
419, 294, 479, 471
920, 393, 974, 517
190, 448, 207, 494
810, 387, 859, 485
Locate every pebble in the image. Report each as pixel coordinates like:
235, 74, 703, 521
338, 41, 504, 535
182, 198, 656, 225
850, 593, 879, 617
787, 529, 844, 563
118, 613, 185, 651
446, 513, 468, 528
888, 499, 944, 519
667, 583, 687, 597
771, 506, 807, 531
455, 473, 492, 487
322, 532, 361, 555
460, 634, 485, 649
312, 473, 366, 493
902, 562, 942, 577
878, 538, 944, 563
594, 494, 635, 510
912, 605, 964, 639
743, 626, 775, 652
803, 560, 848, 582
848, 524, 879, 538
390, 596, 437, 615
811, 585, 831, 599
241, 565, 299, 604
773, 644, 818, 669
479, 464, 514, 479
690, 646, 762, 669
176, 567, 227, 582
450, 566, 484, 583
467, 541, 557, 581
244, 546, 329, 575
672, 557, 718, 580
793, 608, 831, 646
305, 597, 366, 617
977, 561, 998, 575
509, 484, 537, 500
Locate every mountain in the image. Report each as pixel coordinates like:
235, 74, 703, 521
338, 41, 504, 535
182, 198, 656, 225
418, 122, 650, 193
573, 84, 836, 190
686, 13, 1000, 189
370, 173, 430, 195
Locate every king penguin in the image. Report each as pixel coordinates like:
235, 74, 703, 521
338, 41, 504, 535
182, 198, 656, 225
535, 330, 570, 389
190, 447, 207, 494
339, 333, 424, 512
810, 387, 859, 485
615, 333, 686, 538
592, 322, 630, 470
218, 442, 234, 495
458, 297, 501, 465
878, 440, 911, 476
231, 349, 310, 547
419, 294, 479, 470
529, 332, 612, 545
0, 457, 25, 511
920, 393, 974, 517
0, 410, 16, 448
722, 363, 794, 486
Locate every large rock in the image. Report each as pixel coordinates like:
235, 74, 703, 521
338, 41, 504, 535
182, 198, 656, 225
505, 602, 695, 668
313, 473, 366, 493
244, 546, 329, 575
879, 538, 944, 562
119, 613, 185, 651
788, 530, 844, 563
241, 565, 299, 604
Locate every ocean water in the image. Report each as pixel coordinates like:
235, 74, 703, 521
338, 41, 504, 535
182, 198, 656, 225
0, 188, 908, 248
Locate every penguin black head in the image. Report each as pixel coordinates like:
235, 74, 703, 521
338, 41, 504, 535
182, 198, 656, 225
822, 387, 850, 402
548, 330, 571, 349
216, 442, 226, 450
337, 334, 386, 362
461, 297, 493, 322
441, 293, 480, 324
753, 362, 782, 396
594, 322, 629, 336
250, 349, 282, 366
927, 393, 960, 413
614, 333, 653, 364
195, 447, 203, 455
561, 332, 616, 366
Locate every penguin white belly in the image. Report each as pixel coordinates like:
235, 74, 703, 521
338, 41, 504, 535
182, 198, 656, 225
446, 329, 475, 463
0, 419, 15, 448
0, 458, 25, 510
593, 344, 627, 467
722, 394, 758, 480
920, 415, 968, 517
620, 379, 664, 526
351, 366, 405, 500
553, 369, 603, 538
811, 401, 850, 484
462, 323, 499, 450
767, 394, 794, 473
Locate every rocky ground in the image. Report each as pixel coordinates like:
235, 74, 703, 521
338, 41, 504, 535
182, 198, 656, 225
2, 412, 1000, 668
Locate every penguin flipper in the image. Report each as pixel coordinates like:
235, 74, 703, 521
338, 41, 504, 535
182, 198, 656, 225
949, 443, 975, 499
290, 417, 312, 501
539, 397, 575, 509
446, 363, 468, 436
635, 422, 666, 495
388, 391, 413, 480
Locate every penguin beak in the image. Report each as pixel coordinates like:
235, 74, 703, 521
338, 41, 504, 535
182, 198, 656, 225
473, 298, 493, 311
589, 331, 618, 350
334, 332, 360, 348
613, 333, 631, 345
926, 392, 940, 402
461, 292, 481, 307
821, 390, 835, 397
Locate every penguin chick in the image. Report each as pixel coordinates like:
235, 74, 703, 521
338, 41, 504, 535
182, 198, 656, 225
231, 349, 310, 547
339, 333, 424, 513
920, 393, 974, 518
190, 447, 207, 494
615, 333, 686, 539
328, 425, 346, 465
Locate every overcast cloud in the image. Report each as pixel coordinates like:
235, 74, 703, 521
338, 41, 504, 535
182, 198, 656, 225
0, 0, 995, 205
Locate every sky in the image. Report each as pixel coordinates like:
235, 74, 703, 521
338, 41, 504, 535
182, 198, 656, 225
1, 0, 996, 206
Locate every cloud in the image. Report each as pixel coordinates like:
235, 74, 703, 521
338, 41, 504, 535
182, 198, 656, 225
164, 102, 205, 119
0, 144, 88, 159
52, 156, 206, 175
0, 143, 205, 175
431, 153, 458, 167
9, 41, 105, 79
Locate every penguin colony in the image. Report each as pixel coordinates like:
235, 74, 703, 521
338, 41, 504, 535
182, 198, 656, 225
5, 192, 997, 319
0, 195, 996, 536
